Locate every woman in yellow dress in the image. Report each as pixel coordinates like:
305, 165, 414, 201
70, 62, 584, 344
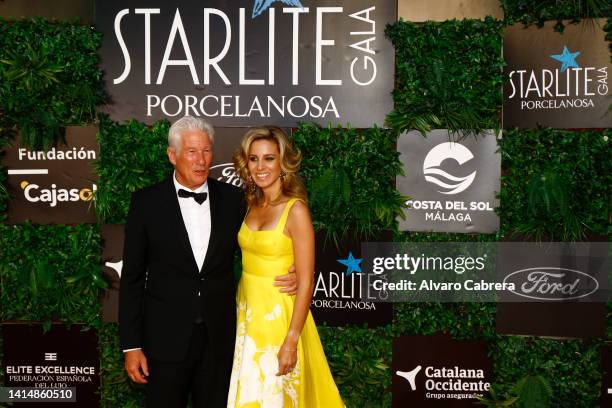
227, 126, 345, 408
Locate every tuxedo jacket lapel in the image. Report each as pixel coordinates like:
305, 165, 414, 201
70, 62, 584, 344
162, 177, 200, 273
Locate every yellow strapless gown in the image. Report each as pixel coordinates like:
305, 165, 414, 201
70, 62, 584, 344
227, 198, 345, 408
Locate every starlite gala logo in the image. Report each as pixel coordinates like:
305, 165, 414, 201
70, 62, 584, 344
111, 2, 380, 120
422, 142, 476, 195
252, 0, 304, 18
508, 45, 609, 110
312, 251, 380, 310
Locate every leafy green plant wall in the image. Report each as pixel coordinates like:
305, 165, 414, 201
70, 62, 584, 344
0, 8, 610, 408
384, 18, 504, 136
501, 0, 612, 31
0, 18, 104, 149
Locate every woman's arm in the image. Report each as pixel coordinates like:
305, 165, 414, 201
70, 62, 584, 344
277, 200, 315, 376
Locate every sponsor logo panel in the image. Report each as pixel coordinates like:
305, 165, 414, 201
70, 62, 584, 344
3, 126, 99, 224
392, 334, 492, 407
311, 232, 392, 327
503, 19, 611, 128
97, 0, 395, 127
396, 130, 500, 233
495, 240, 608, 338
2, 324, 100, 407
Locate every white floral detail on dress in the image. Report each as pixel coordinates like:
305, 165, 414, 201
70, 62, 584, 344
234, 340, 300, 408
264, 304, 282, 321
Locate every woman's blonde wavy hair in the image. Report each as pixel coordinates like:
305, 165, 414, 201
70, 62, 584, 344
233, 126, 307, 208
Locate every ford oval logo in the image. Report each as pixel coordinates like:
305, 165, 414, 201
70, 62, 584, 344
502, 267, 599, 301
210, 163, 243, 187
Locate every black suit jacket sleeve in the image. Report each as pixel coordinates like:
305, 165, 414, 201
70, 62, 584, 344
119, 191, 147, 350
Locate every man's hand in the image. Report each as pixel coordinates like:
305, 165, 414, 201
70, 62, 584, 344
124, 349, 149, 384
274, 265, 297, 295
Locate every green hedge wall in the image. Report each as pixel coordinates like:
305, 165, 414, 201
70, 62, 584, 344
0, 11, 610, 408
501, 0, 612, 31
0, 18, 104, 149
94, 117, 172, 224
498, 128, 611, 240
292, 124, 404, 242
384, 18, 504, 135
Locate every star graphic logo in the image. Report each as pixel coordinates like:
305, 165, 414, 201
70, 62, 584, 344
337, 251, 363, 276
550, 46, 581, 72
252, 0, 305, 19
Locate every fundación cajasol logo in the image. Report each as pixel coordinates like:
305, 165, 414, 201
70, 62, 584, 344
422, 142, 476, 195
19, 180, 96, 208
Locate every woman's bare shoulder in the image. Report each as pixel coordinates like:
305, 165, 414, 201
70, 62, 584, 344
286, 199, 312, 232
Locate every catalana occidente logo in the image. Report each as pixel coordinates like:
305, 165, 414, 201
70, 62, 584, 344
508, 44, 608, 111
395, 364, 490, 401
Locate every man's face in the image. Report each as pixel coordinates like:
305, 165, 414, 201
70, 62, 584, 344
167, 129, 213, 190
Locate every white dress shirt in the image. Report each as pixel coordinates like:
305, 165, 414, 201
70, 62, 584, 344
173, 173, 211, 271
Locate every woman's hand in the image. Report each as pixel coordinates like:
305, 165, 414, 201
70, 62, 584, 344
276, 343, 297, 376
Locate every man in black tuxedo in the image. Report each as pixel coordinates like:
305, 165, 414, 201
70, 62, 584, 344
119, 117, 295, 407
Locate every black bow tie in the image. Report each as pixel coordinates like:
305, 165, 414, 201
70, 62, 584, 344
178, 189, 208, 205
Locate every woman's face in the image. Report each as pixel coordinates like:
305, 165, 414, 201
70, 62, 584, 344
247, 139, 282, 190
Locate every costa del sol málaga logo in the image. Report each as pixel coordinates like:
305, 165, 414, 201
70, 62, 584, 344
422, 142, 476, 195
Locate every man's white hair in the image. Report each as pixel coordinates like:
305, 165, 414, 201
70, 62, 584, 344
168, 116, 215, 151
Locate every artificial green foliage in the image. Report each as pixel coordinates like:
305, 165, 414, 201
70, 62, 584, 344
0, 18, 104, 149
397, 231, 499, 242
498, 128, 611, 240
393, 303, 497, 340
319, 325, 393, 408
0, 223, 104, 327
476, 384, 519, 407
94, 116, 173, 224
0, 138, 9, 221
385, 18, 504, 136
490, 336, 602, 407
292, 123, 405, 244
99, 324, 145, 408
514, 374, 552, 408
501, 0, 612, 31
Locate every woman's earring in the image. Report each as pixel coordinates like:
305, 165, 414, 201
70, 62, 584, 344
280, 170, 287, 182
248, 175, 257, 193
